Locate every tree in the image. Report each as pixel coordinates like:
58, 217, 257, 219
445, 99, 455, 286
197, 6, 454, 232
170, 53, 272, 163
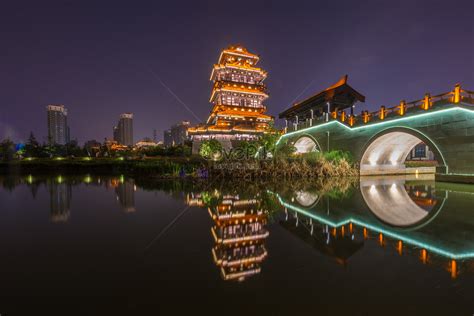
199, 139, 223, 160
0, 139, 16, 161
24, 132, 40, 157
28, 132, 39, 147
256, 122, 281, 158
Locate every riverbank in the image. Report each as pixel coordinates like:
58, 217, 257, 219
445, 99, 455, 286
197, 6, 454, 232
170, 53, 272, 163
0, 154, 358, 179
0, 157, 205, 177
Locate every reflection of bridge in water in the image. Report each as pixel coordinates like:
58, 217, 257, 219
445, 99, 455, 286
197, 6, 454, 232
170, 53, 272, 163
274, 176, 474, 279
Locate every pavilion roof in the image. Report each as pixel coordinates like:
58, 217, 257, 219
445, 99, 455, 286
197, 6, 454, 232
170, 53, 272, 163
279, 75, 365, 119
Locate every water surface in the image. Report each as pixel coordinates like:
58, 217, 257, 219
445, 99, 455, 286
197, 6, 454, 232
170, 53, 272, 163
0, 174, 473, 315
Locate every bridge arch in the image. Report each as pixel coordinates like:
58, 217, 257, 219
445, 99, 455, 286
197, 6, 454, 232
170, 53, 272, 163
360, 127, 447, 174
293, 135, 321, 154
294, 190, 320, 208
360, 179, 447, 230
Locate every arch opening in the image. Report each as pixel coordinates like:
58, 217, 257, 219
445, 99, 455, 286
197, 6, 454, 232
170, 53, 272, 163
360, 130, 443, 175
294, 136, 320, 154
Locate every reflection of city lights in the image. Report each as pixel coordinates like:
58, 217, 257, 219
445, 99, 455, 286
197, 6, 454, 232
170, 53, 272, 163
84, 175, 92, 184
57, 175, 63, 183
27, 175, 34, 184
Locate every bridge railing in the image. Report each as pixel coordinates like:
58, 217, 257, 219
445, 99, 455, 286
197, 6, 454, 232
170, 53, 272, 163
284, 84, 473, 133
334, 84, 473, 127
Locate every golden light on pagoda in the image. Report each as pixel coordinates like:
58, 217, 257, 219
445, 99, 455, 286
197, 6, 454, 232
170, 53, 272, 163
188, 45, 273, 142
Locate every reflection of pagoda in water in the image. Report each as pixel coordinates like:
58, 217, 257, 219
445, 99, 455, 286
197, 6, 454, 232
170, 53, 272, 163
48, 177, 72, 223
188, 192, 269, 281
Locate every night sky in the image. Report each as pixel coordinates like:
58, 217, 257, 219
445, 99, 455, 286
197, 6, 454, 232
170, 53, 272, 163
1, 0, 472, 144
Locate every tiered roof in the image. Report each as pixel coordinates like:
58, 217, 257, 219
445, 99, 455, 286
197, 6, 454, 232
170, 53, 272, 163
188, 45, 273, 137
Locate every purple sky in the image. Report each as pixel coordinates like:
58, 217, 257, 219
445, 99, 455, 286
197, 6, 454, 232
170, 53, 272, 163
1, 0, 472, 144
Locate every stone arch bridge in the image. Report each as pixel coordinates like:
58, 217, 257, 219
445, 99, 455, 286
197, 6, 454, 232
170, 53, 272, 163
277, 85, 474, 181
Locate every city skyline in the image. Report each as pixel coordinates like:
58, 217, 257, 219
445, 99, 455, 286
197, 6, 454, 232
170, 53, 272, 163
1, 1, 472, 144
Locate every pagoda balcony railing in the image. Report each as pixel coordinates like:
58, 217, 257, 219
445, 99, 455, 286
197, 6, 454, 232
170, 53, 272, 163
284, 84, 474, 133
214, 81, 268, 93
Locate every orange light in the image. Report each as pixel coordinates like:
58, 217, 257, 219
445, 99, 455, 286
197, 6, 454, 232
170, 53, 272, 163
379, 106, 386, 120
422, 93, 431, 110
398, 100, 406, 115
396, 240, 403, 256
363, 227, 368, 239
340, 111, 346, 122
449, 260, 457, 279
362, 111, 370, 123
348, 115, 355, 126
349, 222, 353, 234
341, 225, 345, 237
378, 233, 384, 246
420, 249, 428, 264
453, 83, 461, 103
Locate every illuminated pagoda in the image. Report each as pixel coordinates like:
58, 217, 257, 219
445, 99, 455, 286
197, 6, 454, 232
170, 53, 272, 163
188, 45, 273, 153
187, 191, 269, 281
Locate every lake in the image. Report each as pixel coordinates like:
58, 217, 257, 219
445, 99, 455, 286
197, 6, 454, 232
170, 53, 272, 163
0, 174, 473, 315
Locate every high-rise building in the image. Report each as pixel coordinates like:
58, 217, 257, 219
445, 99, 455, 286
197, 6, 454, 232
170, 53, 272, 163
188, 45, 273, 153
171, 121, 190, 145
163, 121, 190, 147
113, 126, 120, 143
114, 113, 133, 146
164, 129, 172, 147
47, 104, 70, 145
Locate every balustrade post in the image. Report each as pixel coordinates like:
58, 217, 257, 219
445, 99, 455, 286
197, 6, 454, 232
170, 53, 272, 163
454, 84, 461, 103
362, 111, 370, 123
422, 93, 431, 110
379, 106, 386, 120
399, 100, 406, 115
348, 115, 355, 126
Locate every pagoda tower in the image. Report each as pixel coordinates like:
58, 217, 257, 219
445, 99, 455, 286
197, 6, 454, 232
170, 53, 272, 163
189, 45, 273, 153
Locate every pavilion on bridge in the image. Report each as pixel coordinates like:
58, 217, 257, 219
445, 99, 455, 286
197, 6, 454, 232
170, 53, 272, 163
279, 75, 365, 132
